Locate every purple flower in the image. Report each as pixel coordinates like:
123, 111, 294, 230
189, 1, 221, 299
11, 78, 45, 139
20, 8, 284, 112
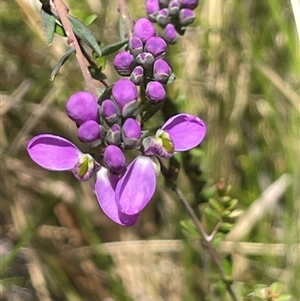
144, 37, 168, 58
128, 37, 143, 56
103, 145, 126, 175
142, 113, 207, 157
178, 8, 195, 26
163, 23, 177, 44
130, 66, 144, 85
95, 155, 156, 225
27, 134, 99, 180
181, 0, 199, 10
153, 59, 172, 84
146, 81, 166, 103
134, 18, 156, 43
168, 0, 181, 15
66, 91, 99, 126
77, 120, 104, 144
122, 118, 141, 149
146, 0, 160, 20
113, 51, 135, 76
102, 99, 119, 126
112, 79, 138, 114
156, 8, 169, 26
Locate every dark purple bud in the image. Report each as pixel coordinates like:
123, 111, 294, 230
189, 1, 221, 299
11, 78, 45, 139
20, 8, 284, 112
181, 0, 199, 9
135, 52, 155, 69
130, 66, 144, 85
146, 0, 160, 21
144, 36, 168, 58
146, 81, 166, 103
178, 8, 195, 26
128, 37, 143, 56
112, 79, 138, 112
102, 99, 119, 126
156, 8, 169, 26
163, 23, 177, 44
153, 59, 171, 84
66, 91, 99, 126
113, 51, 135, 76
159, 0, 169, 7
77, 120, 105, 144
106, 124, 122, 146
122, 118, 141, 149
134, 18, 156, 43
168, 0, 181, 15
103, 145, 126, 175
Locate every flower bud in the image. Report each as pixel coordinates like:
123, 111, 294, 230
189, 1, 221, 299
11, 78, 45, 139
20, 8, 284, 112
159, 0, 169, 7
66, 91, 99, 126
156, 8, 169, 26
102, 99, 119, 126
178, 8, 195, 26
142, 133, 174, 158
168, 0, 181, 15
113, 51, 135, 76
135, 52, 155, 70
112, 79, 138, 112
128, 37, 143, 56
103, 145, 126, 175
181, 0, 199, 9
146, 81, 166, 103
122, 118, 141, 149
134, 18, 156, 43
153, 59, 171, 84
106, 124, 122, 146
130, 66, 144, 85
163, 23, 177, 44
122, 100, 139, 119
146, 0, 160, 21
77, 120, 105, 144
144, 36, 168, 58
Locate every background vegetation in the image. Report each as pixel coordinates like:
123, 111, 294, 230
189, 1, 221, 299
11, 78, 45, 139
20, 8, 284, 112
1, 0, 299, 300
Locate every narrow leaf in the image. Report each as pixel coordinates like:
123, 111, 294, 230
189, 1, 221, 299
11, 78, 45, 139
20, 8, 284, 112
55, 23, 67, 37
100, 39, 128, 56
40, 7, 56, 45
50, 47, 75, 81
180, 220, 201, 237
68, 15, 102, 56
84, 14, 97, 26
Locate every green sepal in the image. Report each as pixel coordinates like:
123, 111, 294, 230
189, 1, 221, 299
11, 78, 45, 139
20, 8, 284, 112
100, 39, 129, 56
50, 47, 75, 81
68, 15, 102, 56
40, 7, 56, 45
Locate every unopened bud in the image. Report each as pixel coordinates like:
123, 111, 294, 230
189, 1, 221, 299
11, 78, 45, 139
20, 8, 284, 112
113, 51, 135, 76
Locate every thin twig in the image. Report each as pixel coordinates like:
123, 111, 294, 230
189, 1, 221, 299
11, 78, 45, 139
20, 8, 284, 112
52, 0, 98, 98
118, 0, 134, 39
173, 187, 238, 301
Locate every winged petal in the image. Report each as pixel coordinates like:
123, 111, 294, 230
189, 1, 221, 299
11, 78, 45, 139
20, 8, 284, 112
95, 167, 139, 226
162, 113, 206, 151
116, 156, 156, 215
27, 134, 81, 170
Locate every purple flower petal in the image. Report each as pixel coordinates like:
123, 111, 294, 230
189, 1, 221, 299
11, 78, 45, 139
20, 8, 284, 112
27, 134, 81, 170
116, 156, 156, 215
95, 167, 139, 226
162, 114, 207, 151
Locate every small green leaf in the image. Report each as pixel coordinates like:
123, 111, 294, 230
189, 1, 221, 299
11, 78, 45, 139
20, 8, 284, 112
68, 15, 102, 56
228, 208, 244, 219
204, 206, 220, 219
98, 86, 113, 104
227, 198, 238, 210
55, 23, 67, 36
84, 14, 97, 26
100, 40, 129, 56
118, 15, 127, 41
40, 7, 56, 45
50, 47, 75, 80
94, 55, 107, 69
180, 220, 201, 237
277, 295, 292, 301
219, 222, 234, 232
88, 66, 107, 82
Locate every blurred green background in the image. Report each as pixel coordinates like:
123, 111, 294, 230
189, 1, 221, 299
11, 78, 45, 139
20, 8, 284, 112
1, 0, 299, 300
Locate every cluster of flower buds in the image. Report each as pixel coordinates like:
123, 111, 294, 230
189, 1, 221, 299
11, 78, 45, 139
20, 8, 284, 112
146, 0, 199, 43
26, 2, 207, 226
114, 18, 173, 104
